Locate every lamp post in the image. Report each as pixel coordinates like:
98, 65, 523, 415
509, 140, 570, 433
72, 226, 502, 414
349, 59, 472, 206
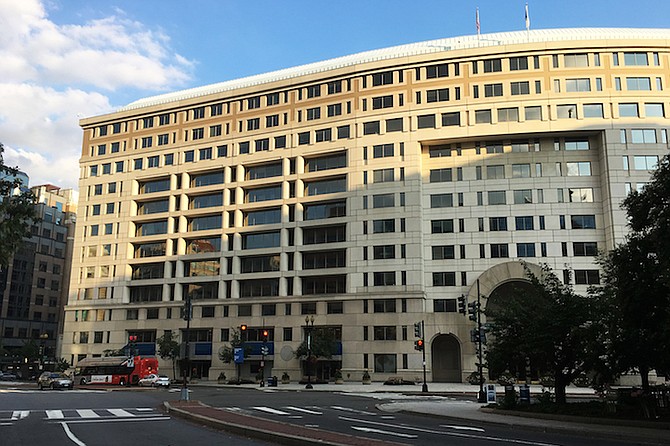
39, 333, 48, 371
304, 315, 314, 389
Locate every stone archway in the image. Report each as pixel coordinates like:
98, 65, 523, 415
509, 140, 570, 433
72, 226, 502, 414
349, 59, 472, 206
431, 334, 461, 382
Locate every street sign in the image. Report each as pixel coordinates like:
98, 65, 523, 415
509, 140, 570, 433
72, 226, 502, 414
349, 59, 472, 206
261, 345, 269, 356
233, 347, 244, 364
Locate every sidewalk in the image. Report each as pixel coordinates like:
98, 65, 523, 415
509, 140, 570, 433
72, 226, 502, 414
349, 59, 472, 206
163, 381, 670, 445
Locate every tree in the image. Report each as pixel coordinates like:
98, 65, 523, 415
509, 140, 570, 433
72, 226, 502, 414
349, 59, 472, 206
156, 331, 181, 379
486, 263, 595, 404
294, 328, 338, 360
0, 143, 39, 267
623, 155, 670, 287
218, 329, 251, 382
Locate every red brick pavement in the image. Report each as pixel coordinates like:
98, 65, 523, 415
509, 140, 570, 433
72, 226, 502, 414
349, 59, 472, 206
165, 400, 409, 446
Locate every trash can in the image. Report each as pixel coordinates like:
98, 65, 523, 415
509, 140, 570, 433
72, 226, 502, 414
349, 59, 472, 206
267, 376, 277, 387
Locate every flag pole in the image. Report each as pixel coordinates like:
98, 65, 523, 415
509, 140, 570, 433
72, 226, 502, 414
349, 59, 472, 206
476, 7, 481, 43
525, 3, 530, 41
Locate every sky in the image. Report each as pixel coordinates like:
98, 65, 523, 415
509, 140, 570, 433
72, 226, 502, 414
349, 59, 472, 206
2, 0, 670, 190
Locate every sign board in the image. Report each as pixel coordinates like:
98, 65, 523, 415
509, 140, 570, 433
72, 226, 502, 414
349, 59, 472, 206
233, 347, 244, 364
91, 375, 113, 384
486, 384, 497, 403
127, 357, 134, 368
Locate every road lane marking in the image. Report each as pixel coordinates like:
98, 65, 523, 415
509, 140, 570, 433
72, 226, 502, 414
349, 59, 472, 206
61, 422, 87, 446
339, 416, 561, 446
11, 410, 29, 420
63, 417, 170, 424
252, 406, 291, 415
285, 406, 323, 415
107, 409, 134, 417
46, 410, 64, 419
135, 408, 154, 412
76, 409, 99, 418
330, 406, 376, 415
351, 426, 418, 439
440, 424, 486, 432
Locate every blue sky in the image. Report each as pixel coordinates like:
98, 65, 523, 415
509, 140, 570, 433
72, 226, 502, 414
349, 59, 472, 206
2, 0, 669, 189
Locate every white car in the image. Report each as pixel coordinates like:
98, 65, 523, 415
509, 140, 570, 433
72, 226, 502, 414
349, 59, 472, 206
138, 374, 170, 387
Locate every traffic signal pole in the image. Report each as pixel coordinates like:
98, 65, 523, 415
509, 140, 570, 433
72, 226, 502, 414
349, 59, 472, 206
421, 320, 428, 393
476, 280, 486, 403
180, 295, 192, 402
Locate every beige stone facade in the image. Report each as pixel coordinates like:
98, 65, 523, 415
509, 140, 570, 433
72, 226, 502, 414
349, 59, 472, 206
63, 28, 670, 382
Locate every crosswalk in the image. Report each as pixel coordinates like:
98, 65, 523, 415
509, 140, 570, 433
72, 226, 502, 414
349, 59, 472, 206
0, 407, 167, 425
220, 404, 388, 420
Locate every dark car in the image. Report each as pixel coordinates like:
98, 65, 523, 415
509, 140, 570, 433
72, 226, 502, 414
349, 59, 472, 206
0, 372, 18, 381
38, 372, 73, 390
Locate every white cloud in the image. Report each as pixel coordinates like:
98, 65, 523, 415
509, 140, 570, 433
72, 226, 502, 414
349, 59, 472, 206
0, 0, 194, 189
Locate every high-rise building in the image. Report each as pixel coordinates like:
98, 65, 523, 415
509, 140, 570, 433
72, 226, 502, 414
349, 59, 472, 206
63, 28, 670, 382
0, 184, 77, 375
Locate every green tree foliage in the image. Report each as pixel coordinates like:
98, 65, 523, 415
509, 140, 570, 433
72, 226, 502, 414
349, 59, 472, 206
592, 154, 670, 389
294, 328, 338, 360
0, 143, 39, 267
486, 263, 596, 404
156, 331, 181, 378
218, 329, 250, 363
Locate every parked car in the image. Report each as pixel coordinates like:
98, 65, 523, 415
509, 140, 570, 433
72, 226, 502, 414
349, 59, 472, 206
138, 374, 170, 387
38, 372, 73, 390
0, 372, 18, 381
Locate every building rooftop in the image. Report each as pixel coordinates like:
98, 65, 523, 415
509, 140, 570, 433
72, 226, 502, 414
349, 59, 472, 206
119, 28, 670, 112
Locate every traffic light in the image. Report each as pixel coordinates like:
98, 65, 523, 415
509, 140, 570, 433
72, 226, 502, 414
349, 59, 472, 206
413, 322, 422, 338
261, 345, 269, 356
457, 295, 467, 315
262, 329, 269, 339
468, 302, 478, 322
414, 339, 424, 351
240, 324, 247, 332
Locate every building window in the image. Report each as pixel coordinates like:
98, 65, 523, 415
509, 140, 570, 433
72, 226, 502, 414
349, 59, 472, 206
484, 83, 503, 97
624, 52, 648, 66
515, 216, 534, 230
442, 112, 460, 126
583, 104, 604, 118
417, 114, 436, 129
574, 270, 600, 285
517, 243, 536, 257
432, 272, 456, 286
488, 191, 506, 205
513, 189, 533, 204
510, 81, 530, 95
626, 77, 652, 91
483, 59, 502, 72
557, 104, 577, 119
573, 242, 598, 256
491, 244, 509, 258
566, 162, 592, 176
571, 215, 596, 229
619, 103, 639, 118
565, 78, 591, 92
475, 109, 491, 124
630, 129, 657, 144
430, 193, 453, 208
525, 106, 542, 120
498, 107, 519, 122
489, 217, 507, 231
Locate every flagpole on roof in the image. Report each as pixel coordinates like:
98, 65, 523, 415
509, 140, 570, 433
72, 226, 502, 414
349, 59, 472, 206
525, 3, 530, 41
476, 7, 481, 43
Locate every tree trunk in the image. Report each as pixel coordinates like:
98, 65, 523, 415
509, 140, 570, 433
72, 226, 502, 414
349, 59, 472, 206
640, 366, 650, 391
554, 373, 568, 404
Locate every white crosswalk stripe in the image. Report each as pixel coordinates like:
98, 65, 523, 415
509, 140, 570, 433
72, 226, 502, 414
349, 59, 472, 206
46, 410, 64, 419
252, 406, 291, 415
76, 409, 99, 418
107, 409, 134, 417
12, 410, 29, 420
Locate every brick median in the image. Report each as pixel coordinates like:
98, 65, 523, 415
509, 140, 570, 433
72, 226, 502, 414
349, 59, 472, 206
167, 400, 408, 446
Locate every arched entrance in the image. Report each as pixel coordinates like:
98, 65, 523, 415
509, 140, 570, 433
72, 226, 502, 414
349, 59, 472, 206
431, 334, 461, 382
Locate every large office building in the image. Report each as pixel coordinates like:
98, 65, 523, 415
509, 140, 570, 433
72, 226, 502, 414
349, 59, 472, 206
63, 28, 670, 382
1, 185, 77, 375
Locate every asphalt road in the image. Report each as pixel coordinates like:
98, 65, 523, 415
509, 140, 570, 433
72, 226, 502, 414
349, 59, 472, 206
0, 384, 656, 446
188, 386, 645, 446
0, 386, 272, 446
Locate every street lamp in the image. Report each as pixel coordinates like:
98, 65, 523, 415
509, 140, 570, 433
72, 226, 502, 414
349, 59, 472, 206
304, 315, 315, 389
39, 333, 48, 371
